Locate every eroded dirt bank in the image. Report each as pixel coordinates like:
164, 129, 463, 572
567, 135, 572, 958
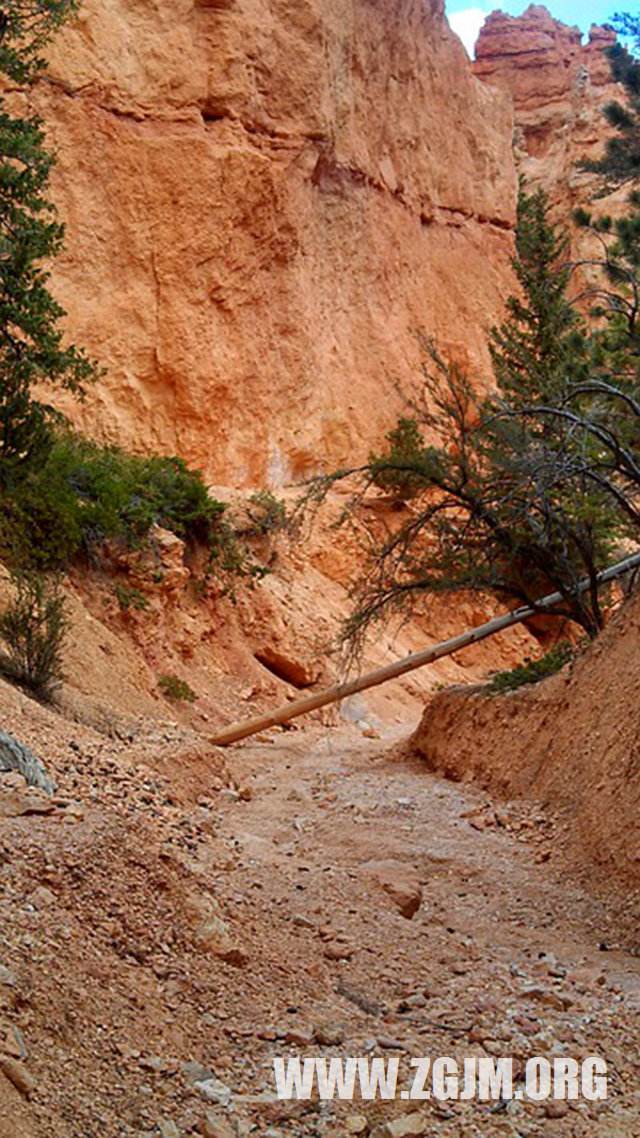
408, 589, 640, 890
1, 708, 638, 1136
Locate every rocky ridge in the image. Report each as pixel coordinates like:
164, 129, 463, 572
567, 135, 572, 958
473, 6, 628, 225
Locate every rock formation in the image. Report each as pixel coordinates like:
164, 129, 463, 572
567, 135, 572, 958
30, 0, 516, 486
474, 5, 624, 214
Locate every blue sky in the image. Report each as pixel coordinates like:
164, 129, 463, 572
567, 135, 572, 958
446, 1, 630, 56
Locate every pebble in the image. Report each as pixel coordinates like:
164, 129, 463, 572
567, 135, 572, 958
183, 1061, 216, 1085
519, 986, 565, 1010
345, 1115, 368, 1134
314, 1022, 345, 1046
291, 914, 315, 929
544, 1101, 569, 1118
283, 1027, 314, 1046
397, 994, 426, 1012
2, 1024, 28, 1059
0, 1056, 36, 1098
199, 1112, 236, 1138
376, 1034, 408, 1051
370, 1113, 427, 1138
195, 1076, 233, 1107
139, 1055, 169, 1073
158, 1122, 181, 1138
364, 862, 423, 920
324, 943, 354, 961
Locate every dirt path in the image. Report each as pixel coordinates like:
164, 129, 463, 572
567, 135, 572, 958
1, 725, 639, 1137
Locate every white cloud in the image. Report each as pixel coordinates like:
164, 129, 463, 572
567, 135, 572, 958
448, 7, 490, 58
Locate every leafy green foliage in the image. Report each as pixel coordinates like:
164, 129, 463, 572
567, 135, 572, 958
0, 1, 98, 482
573, 12, 640, 353
0, 570, 67, 701
243, 490, 287, 537
0, 2, 78, 84
369, 418, 430, 501
580, 15, 640, 191
157, 673, 196, 703
565, 16, 640, 535
0, 430, 228, 569
490, 182, 590, 405
485, 642, 574, 695
358, 338, 617, 643
115, 584, 148, 612
203, 516, 272, 597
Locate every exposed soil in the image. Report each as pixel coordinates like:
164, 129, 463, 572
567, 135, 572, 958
1, 703, 638, 1137
408, 589, 640, 889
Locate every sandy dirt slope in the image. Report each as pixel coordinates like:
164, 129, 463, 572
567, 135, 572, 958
408, 588, 640, 889
1, 705, 638, 1137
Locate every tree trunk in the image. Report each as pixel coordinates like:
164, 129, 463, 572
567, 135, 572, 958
210, 552, 640, 747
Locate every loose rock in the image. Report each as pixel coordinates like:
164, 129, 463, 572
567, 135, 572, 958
361, 861, 423, 919
0, 1056, 36, 1098
199, 1113, 236, 1138
158, 1122, 181, 1138
346, 1115, 368, 1134
370, 1113, 427, 1138
544, 1101, 570, 1118
313, 1021, 345, 1046
195, 1076, 233, 1107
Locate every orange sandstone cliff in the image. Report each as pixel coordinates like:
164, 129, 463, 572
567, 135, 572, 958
7, 4, 627, 730
474, 5, 624, 214
31, 0, 516, 486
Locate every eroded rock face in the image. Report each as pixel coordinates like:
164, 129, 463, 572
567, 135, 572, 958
31, 0, 516, 485
473, 5, 623, 211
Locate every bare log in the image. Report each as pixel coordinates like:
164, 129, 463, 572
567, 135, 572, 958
210, 552, 640, 746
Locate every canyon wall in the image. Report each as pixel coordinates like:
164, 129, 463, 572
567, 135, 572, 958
31, 0, 516, 486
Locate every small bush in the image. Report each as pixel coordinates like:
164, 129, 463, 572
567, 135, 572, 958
0, 430, 228, 569
485, 642, 574, 695
0, 572, 67, 701
244, 490, 287, 537
203, 517, 271, 597
0, 430, 274, 605
115, 584, 148, 611
157, 673, 196, 702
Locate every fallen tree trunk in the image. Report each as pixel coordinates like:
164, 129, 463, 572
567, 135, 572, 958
210, 552, 640, 747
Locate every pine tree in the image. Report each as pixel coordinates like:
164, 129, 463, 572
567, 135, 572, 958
0, 1, 96, 484
489, 181, 589, 406
323, 187, 624, 646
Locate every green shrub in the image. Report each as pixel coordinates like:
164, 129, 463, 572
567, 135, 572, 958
115, 584, 148, 611
0, 431, 227, 569
203, 514, 272, 598
157, 673, 196, 702
245, 490, 287, 537
485, 642, 574, 695
0, 571, 67, 701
